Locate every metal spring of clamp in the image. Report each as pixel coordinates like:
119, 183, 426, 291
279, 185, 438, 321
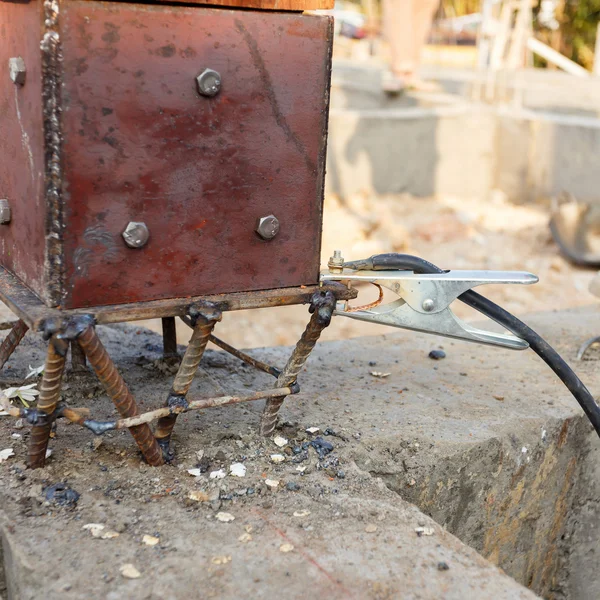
320, 262, 539, 350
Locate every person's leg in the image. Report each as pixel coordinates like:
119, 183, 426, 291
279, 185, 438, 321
407, 0, 440, 84
383, 0, 415, 81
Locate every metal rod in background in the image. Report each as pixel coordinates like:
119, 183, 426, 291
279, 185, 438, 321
180, 315, 280, 377
70, 339, 87, 372
77, 326, 163, 466
0, 319, 28, 370
260, 290, 335, 436
161, 316, 178, 359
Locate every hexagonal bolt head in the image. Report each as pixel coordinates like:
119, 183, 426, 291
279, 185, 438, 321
0, 200, 11, 224
196, 68, 221, 97
9, 57, 26, 86
255, 215, 280, 240
122, 222, 150, 248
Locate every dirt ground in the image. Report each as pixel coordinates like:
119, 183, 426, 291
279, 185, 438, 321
135, 192, 598, 350
0, 323, 550, 600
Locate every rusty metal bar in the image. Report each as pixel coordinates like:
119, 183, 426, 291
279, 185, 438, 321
0, 319, 28, 370
28, 339, 65, 469
77, 326, 163, 466
70, 339, 87, 372
162, 316, 178, 358
182, 315, 281, 378
209, 334, 281, 377
78, 386, 296, 434
260, 290, 336, 436
155, 302, 222, 454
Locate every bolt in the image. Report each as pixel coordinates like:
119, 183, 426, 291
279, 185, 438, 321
328, 249, 344, 273
422, 298, 435, 312
255, 215, 280, 240
9, 57, 26, 86
196, 68, 221, 97
122, 222, 149, 248
0, 200, 11, 224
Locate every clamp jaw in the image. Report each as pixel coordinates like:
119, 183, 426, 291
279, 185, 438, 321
320, 268, 538, 350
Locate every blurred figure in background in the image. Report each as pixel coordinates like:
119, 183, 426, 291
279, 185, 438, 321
382, 0, 440, 92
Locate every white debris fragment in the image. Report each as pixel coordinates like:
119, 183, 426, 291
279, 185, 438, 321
187, 468, 203, 477
45, 449, 53, 459
293, 510, 311, 518
0, 448, 14, 462
10, 433, 21, 440
265, 479, 279, 489
521, 447, 528, 454
211, 555, 231, 565
215, 512, 235, 523
209, 469, 226, 479
541, 429, 547, 441
82, 523, 120, 539
230, 463, 246, 477
370, 371, 391, 378
0, 411, 9, 417
306, 427, 320, 434
365, 524, 377, 533
270, 454, 285, 464
279, 543, 294, 553
142, 534, 160, 546
273, 436, 288, 448
188, 490, 209, 502
120, 564, 141, 579
238, 532, 252, 543
26, 364, 45, 379
415, 526, 435, 537
296, 466, 306, 473
196, 449, 204, 461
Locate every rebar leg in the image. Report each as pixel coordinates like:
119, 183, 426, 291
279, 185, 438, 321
155, 302, 222, 457
77, 326, 164, 466
260, 290, 335, 436
28, 338, 65, 468
0, 319, 28, 370
70, 340, 87, 372
162, 317, 178, 359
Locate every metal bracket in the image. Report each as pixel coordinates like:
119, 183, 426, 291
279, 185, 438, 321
320, 269, 539, 350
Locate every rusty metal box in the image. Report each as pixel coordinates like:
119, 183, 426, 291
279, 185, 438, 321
0, 0, 333, 309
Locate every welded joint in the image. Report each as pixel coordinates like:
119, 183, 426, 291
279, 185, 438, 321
41, 314, 95, 355
23, 406, 54, 427
309, 290, 336, 326
83, 419, 117, 435
167, 392, 188, 413
187, 301, 222, 327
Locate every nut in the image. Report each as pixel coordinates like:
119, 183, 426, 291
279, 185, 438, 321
328, 250, 344, 273
122, 222, 149, 248
255, 215, 280, 240
196, 68, 221, 98
0, 200, 11, 224
9, 57, 26, 86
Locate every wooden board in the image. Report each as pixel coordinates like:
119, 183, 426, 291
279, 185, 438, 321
77, 0, 335, 11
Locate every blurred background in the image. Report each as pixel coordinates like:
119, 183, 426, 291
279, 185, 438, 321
146, 0, 600, 349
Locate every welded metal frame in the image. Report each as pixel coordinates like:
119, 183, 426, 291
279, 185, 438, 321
0, 267, 354, 468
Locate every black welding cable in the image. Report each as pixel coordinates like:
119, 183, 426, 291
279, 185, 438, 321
343, 253, 600, 439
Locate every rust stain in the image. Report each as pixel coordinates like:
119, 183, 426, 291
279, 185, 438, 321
557, 418, 571, 448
